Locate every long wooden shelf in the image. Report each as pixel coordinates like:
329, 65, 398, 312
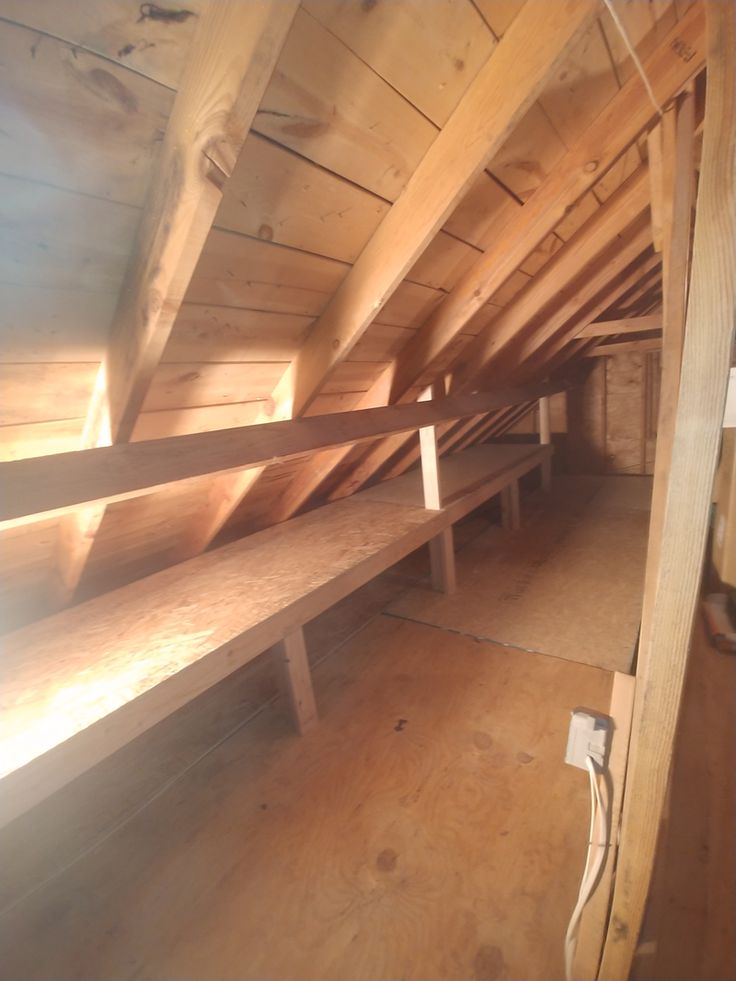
0, 442, 549, 828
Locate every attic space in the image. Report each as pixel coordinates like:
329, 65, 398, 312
0, 2, 734, 980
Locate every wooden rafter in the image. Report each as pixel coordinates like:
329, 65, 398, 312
174, 0, 601, 558
327, 196, 653, 503
599, 4, 735, 974
385, 250, 662, 479
48, 0, 300, 606
261, 14, 703, 528
387, 3, 704, 403
450, 168, 650, 388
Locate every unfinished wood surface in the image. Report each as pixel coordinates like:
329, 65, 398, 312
419, 388, 457, 595
0, 496, 442, 826
501, 480, 521, 531
451, 167, 650, 385
49, 0, 299, 607
388, 5, 704, 400
387, 476, 652, 674
0, 383, 561, 529
600, 5, 736, 974
104, 0, 299, 444
0, 614, 613, 981
280, 0, 598, 414
0, 442, 544, 823
172, 0, 600, 559
272, 627, 318, 736
629, 617, 736, 981
579, 314, 662, 337
587, 338, 662, 357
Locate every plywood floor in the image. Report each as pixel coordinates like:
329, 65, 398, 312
0, 624, 613, 979
0, 475, 651, 980
387, 475, 652, 673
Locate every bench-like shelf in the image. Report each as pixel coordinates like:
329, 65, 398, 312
1, 442, 550, 827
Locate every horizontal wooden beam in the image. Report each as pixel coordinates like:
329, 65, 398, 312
579, 313, 662, 337
0, 382, 563, 528
585, 337, 663, 357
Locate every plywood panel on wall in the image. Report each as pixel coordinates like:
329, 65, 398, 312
568, 352, 661, 475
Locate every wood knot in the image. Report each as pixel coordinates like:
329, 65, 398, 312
376, 848, 398, 872
474, 944, 506, 981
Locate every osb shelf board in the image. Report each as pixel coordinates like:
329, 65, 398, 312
385, 476, 652, 674
362, 442, 546, 509
0, 616, 613, 981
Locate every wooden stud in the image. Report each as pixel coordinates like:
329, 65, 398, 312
539, 395, 552, 490
272, 628, 318, 736
599, 6, 736, 975
419, 381, 457, 594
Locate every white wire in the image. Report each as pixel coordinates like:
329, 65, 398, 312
564, 755, 609, 981
601, 0, 664, 119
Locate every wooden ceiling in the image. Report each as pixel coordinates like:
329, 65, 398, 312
0, 0, 704, 631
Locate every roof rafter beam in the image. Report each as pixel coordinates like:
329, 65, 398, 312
175, 0, 601, 556
323, 178, 654, 502
48, 0, 300, 607
387, 3, 705, 402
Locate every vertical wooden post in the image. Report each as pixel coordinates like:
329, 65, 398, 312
538, 394, 553, 490
599, 5, 736, 977
419, 383, 457, 594
273, 627, 318, 735
501, 480, 521, 531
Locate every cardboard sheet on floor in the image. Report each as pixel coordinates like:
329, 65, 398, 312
385, 476, 652, 674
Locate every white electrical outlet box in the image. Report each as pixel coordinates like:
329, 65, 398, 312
565, 708, 611, 770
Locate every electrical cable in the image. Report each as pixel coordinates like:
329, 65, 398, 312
601, 0, 664, 118
564, 755, 609, 981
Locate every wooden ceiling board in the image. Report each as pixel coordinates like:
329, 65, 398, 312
443, 170, 520, 247
487, 101, 568, 201
0, 286, 114, 363
537, 20, 621, 149
142, 362, 287, 413
163, 306, 312, 364
301, 0, 497, 127
0, 175, 139, 292
0, 0, 207, 88
0, 420, 84, 462
406, 232, 480, 292
0, 19, 172, 206
214, 135, 388, 264
601, 0, 678, 85
132, 403, 265, 442
186, 231, 349, 316
0, 364, 98, 426
253, 8, 438, 201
